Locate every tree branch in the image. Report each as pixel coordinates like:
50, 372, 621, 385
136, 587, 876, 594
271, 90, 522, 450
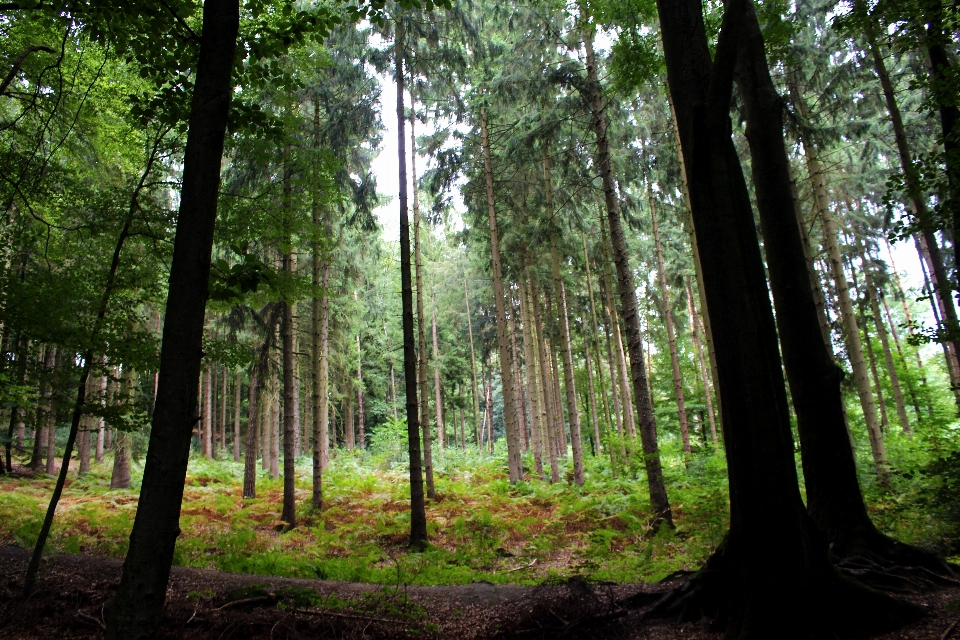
0, 44, 55, 96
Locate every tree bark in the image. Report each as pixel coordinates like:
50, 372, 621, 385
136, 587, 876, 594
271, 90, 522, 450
243, 370, 257, 498
531, 278, 560, 482
520, 273, 545, 478
395, 20, 428, 550
233, 372, 241, 462
654, 1, 923, 633
479, 106, 523, 483
584, 32, 669, 524
281, 174, 297, 527
685, 279, 718, 444
582, 232, 613, 444
431, 302, 444, 450
464, 272, 481, 448
650, 186, 691, 453
106, 1, 240, 633
411, 112, 436, 497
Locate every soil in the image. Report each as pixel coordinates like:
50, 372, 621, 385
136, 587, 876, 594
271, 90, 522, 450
1, 544, 959, 639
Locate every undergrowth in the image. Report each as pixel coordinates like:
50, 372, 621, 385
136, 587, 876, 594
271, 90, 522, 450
1, 416, 958, 586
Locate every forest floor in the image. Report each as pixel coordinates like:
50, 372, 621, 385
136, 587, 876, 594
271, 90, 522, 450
2, 544, 960, 639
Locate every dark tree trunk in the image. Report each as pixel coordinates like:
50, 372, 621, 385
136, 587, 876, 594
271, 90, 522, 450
739, 3, 949, 570
243, 370, 258, 499
396, 19, 428, 551
105, 1, 239, 635
281, 165, 297, 528
654, 0, 922, 635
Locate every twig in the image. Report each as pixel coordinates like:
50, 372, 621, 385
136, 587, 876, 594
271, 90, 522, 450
187, 605, 199, 624
942, 616, 960, 640
288, 607, 410, 625
214, 595, 275, 611
506, 559, 537, 573
76, 609, 105, 630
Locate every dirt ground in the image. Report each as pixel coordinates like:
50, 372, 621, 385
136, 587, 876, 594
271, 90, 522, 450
1, 544, 959, 639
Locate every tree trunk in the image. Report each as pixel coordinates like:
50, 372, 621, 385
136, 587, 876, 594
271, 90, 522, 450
281, 178, 297, 527
479, 106, 523, 483
651, 2, 923, 632
396, 22, 428, 550
686, 279, 718, 444
431, 302, 445, 450
583, 332, 602, 457
864, 15, 960, 375
243, 370, 257, 498
520, 273, 545, 478
464, 273, 481, 448
650, 185, 691, 453
411, 113, 436, 497
530, 278, 560, 482
356, 332, 365, 450
859, 245, 911, 435
582, 232, 613, 443
584, 32, 669, 524
233, 372, 241, 462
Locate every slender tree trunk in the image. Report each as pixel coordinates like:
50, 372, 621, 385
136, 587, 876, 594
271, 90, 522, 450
270, 382, 280, 479
464, 273, 481, 447
520, 274, 545, 478
281, 175, 297, 527
686, 279, 718, 443
431, 301, 445, 450
203, 366, 213, 458
508, 300, 527, 452
96, 373, 105, 463
582, 232, 613, 441
859, 245, 911, 435
233, 372, 241, 462
585, 32, 669, 522
356, 332, 365, 450
530, 280, 559, 481
650, 185, 691, 453
396, 23, 428, 550
864, 17, 960, 370
583, 334, 602, 457
411, 113, 436, 497
243, 370, 258, 498
479, 105, 523, 482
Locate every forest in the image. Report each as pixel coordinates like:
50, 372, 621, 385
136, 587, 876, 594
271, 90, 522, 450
2, 0, 960, 638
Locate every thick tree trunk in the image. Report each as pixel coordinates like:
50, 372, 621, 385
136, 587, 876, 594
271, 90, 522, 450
584, 33, 669, 524
106, 2, 240, 633
479, 106, 523, 483
395, 23, 428, 550
736, 5, 915, 559
652, 2, 923, 634
650, 186, 691, 453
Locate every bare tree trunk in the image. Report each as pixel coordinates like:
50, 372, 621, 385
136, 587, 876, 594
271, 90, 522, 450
203, 366, 213, 458
96, 372, 106, 463
479, 106, 523, 482
586, 31, 670, 525
431, 301, 445, 450
582, 231, 613, 442
520, 274, 545, 478
270, 381, 280, 480
111, 365, 135, 490
583, 332, 601, 457
464, 273, 481, 447
411, 113, 436, 497
44, 348, 61, 475
859, 245, 911, 435
243, 370, 258, 498
686, 279, 718, 443
345, 395, 354, 450
233, 372, 241, 462
356, 332, 365, 450
509, 303, 527, 452
812, 154, 889, 482
531, 279, 560, 482
282, 175, 298, 527
650, 185, 691, 453
395, 18, 428, 550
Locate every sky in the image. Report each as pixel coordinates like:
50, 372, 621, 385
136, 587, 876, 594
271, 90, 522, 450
363, 54, 933, 332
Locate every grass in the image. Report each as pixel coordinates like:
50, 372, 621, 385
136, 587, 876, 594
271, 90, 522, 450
1, 412, 957, 586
